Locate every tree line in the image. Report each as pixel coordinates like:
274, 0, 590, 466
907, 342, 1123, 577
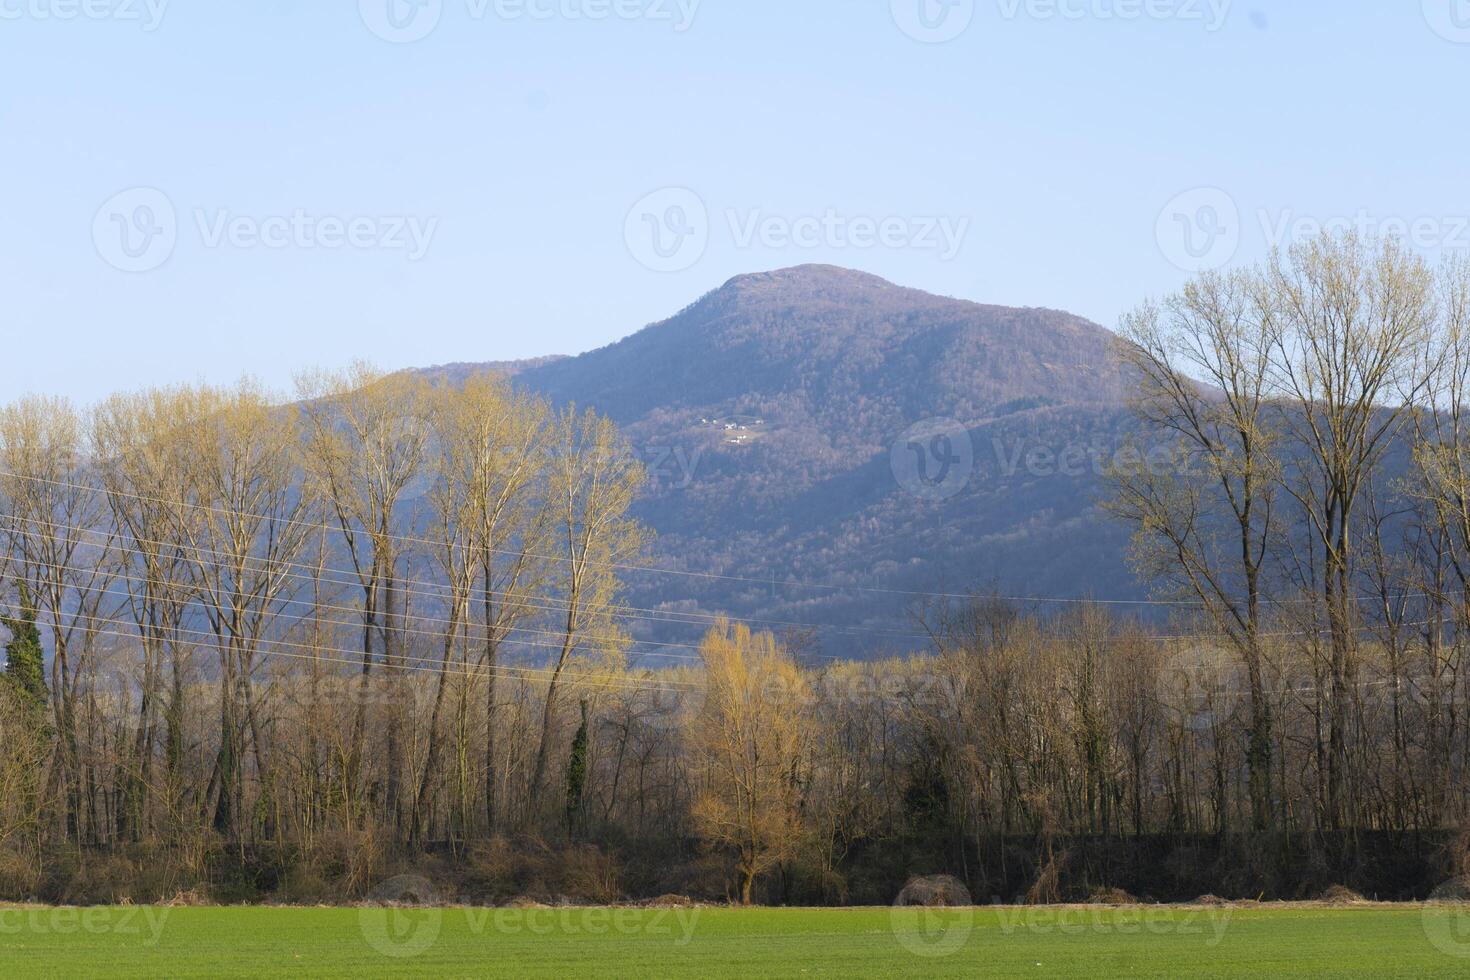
3, 232, 1470, 906
0, 366, 650, 894
1109, 232, 1470, 844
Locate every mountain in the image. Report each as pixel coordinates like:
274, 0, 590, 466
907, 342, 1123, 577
460, 265, 1147, 659
421, 355, 570, 385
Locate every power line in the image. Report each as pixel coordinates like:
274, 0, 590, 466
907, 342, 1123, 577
0, 599, 700, 695
0, 511, 887, 658
4, 465, 1455, 611
2, 556, 711, 664
13, 538, 1460, 679
1, 600, 1453, 708
0, 498, 926, 644
0, 467, 1201, 607
3, 468, 1461, 674
4, 507, 1459, 667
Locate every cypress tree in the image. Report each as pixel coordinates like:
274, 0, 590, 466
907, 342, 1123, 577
564, 699, 590, 838
1, 584, 47, 709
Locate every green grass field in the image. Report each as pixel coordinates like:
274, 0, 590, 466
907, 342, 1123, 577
3, 903, 1469, 977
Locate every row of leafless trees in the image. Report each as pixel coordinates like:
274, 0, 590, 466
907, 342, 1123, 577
4, 232, 1470, 904
0, 365, 646, 873
7, 578, 1468, 903
1110, 232, 1470, 838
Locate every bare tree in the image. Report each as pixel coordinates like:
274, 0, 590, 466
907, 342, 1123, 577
169, 381, 313, 843
0, 396, 115, 842
93, 387, 198, 841
686, 620, 810, 904
1111, 268, 1281, 830
411, 375, 549, 842
297, 364, 432, 833
1264, 234, 1437, 828
526, 406, 646, 818
439, 374, 552, 834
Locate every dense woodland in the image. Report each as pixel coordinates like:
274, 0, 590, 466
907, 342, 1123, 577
5, 233, 1470, 906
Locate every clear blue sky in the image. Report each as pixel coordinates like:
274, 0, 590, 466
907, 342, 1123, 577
3, 1, 1469, 404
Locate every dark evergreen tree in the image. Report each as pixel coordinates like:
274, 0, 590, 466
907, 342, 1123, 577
564, 699, 590, 838
902, 731, 949, 830
1, 584, 47, 710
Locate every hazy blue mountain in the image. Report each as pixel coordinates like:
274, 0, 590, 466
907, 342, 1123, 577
448, 265, 1147, 659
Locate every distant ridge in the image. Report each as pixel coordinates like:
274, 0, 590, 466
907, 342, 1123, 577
438, 265, 1142, 657
421, 355, 570, 385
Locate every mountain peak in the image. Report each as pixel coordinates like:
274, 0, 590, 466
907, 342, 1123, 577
689, 265, 930, 324
450, 268, 1139, 652
718, 265, 899, 293
512, 265, 1124, 431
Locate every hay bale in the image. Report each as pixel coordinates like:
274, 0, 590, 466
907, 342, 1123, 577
647, 894, 695, 907
364, 875, 440, 907
1318, 885, 1365, 905
162, 889, 209, 907
1429, 877, 1470, 902
1086, 886, 1138, 906
894, 875, 972, 907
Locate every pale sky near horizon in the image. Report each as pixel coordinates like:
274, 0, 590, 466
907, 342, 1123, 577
3, 1, 1469, 405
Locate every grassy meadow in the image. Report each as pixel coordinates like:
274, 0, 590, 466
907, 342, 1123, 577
3, 903, 1469, 978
